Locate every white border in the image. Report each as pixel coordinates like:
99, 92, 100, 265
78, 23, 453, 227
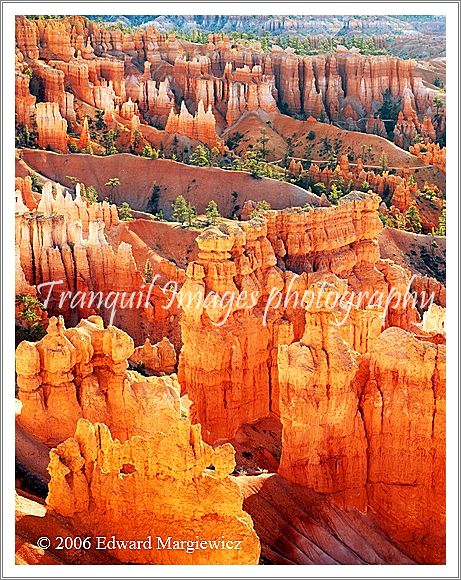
2, 2, 459, 578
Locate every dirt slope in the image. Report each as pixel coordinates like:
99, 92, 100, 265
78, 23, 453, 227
238, 474, 415, 565
378, 227, 446, 282
20, 150, 320, 217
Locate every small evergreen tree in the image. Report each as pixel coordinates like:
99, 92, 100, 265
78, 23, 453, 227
95, 109, 105, 130
329, 182, 343, 204
189, 145, 212, 167
257, 128, 270, 160
83, 185, 98, 204
405, 202, 422, 233
205, 200, 221, 225
435, 208, 446, 236
144, 260, 153, 283
171, 195, 196, 226
118, 201, 133, 221
105, 177, 120, 203
147, 184, 161, 214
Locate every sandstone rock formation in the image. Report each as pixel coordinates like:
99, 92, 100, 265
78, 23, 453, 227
179, 192, 422, 444
46, 417, 260, 563
16, 316, 186, 444
15, 180, 180, 345
35, 102, 68, 152
361, 327, 445, 563
277, 276, 371, 510
130, 336, 176, 375
15, 72, 36, 127
15, 16, 444, 149
410, 141, 446, 173
165, 100, 222, 149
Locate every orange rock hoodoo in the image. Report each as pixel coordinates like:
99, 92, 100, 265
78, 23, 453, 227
361, 328, 445, 563
178, 192, 422, 444
165, 100, 222, 149
35, 102, 68, 152
410, 141, 446, 173
306, 154, 423, 213
15, 315, 191, 445
15, 15, 444, 151
46, 417, 260, 564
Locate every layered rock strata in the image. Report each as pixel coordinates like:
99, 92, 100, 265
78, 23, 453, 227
46, 418, 260, 564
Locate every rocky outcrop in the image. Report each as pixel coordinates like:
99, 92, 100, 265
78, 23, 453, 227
130, 336, 176, 375
15, 316, 182, 445
165, 100, 222, 149
361, 327, 445, 563
16, 180, 181, 345
410, 141, 446, 173
77, 116, 90, 149
179, 192, 420, 444
277, 276, 372, 510
15, 72, 36, 127
305, 154, 441, 218
46, 417, 260, 563
16, 16, 443, 139
35, 102, 68, 152
178, 220, 279, 443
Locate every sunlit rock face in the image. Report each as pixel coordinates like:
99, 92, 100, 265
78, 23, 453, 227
45, 415, 261, 564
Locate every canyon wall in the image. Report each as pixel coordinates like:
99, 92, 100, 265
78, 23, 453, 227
15, 181, 182, 346
178, 192, 422, 444
16, 15, 444, 149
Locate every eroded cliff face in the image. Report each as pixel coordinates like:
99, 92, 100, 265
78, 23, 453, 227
15, 181, 182, 345
16, 15, 444, 151
178, 192, 422, 444
46, 417, 260, 564
361, 327, 446, 563
277, 277, 374, 511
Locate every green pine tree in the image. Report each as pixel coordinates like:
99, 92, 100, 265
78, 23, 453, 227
118, 201, 133, 221
435, 208, 446, 236
205, 200, 221, 225
405, 202, 422, 233
189, 145, 212, 167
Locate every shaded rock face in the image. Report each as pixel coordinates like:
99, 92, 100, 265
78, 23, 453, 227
46, 418, 260, 564
239, 474, 415, 565
361, 327, 445, 564
277, 321, 445, 563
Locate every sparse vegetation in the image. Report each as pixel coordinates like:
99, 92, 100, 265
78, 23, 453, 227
205, 200, 221, 226
15, 294, 46, 345
171, 195, 197, 227
405, 202, 422, 233
118, 201, 134, 221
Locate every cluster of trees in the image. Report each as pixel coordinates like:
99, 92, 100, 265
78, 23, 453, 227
169, 195, 221, 228
15, 124, 38, 149
15, 294, 46, 345
378, 202, 423, 234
